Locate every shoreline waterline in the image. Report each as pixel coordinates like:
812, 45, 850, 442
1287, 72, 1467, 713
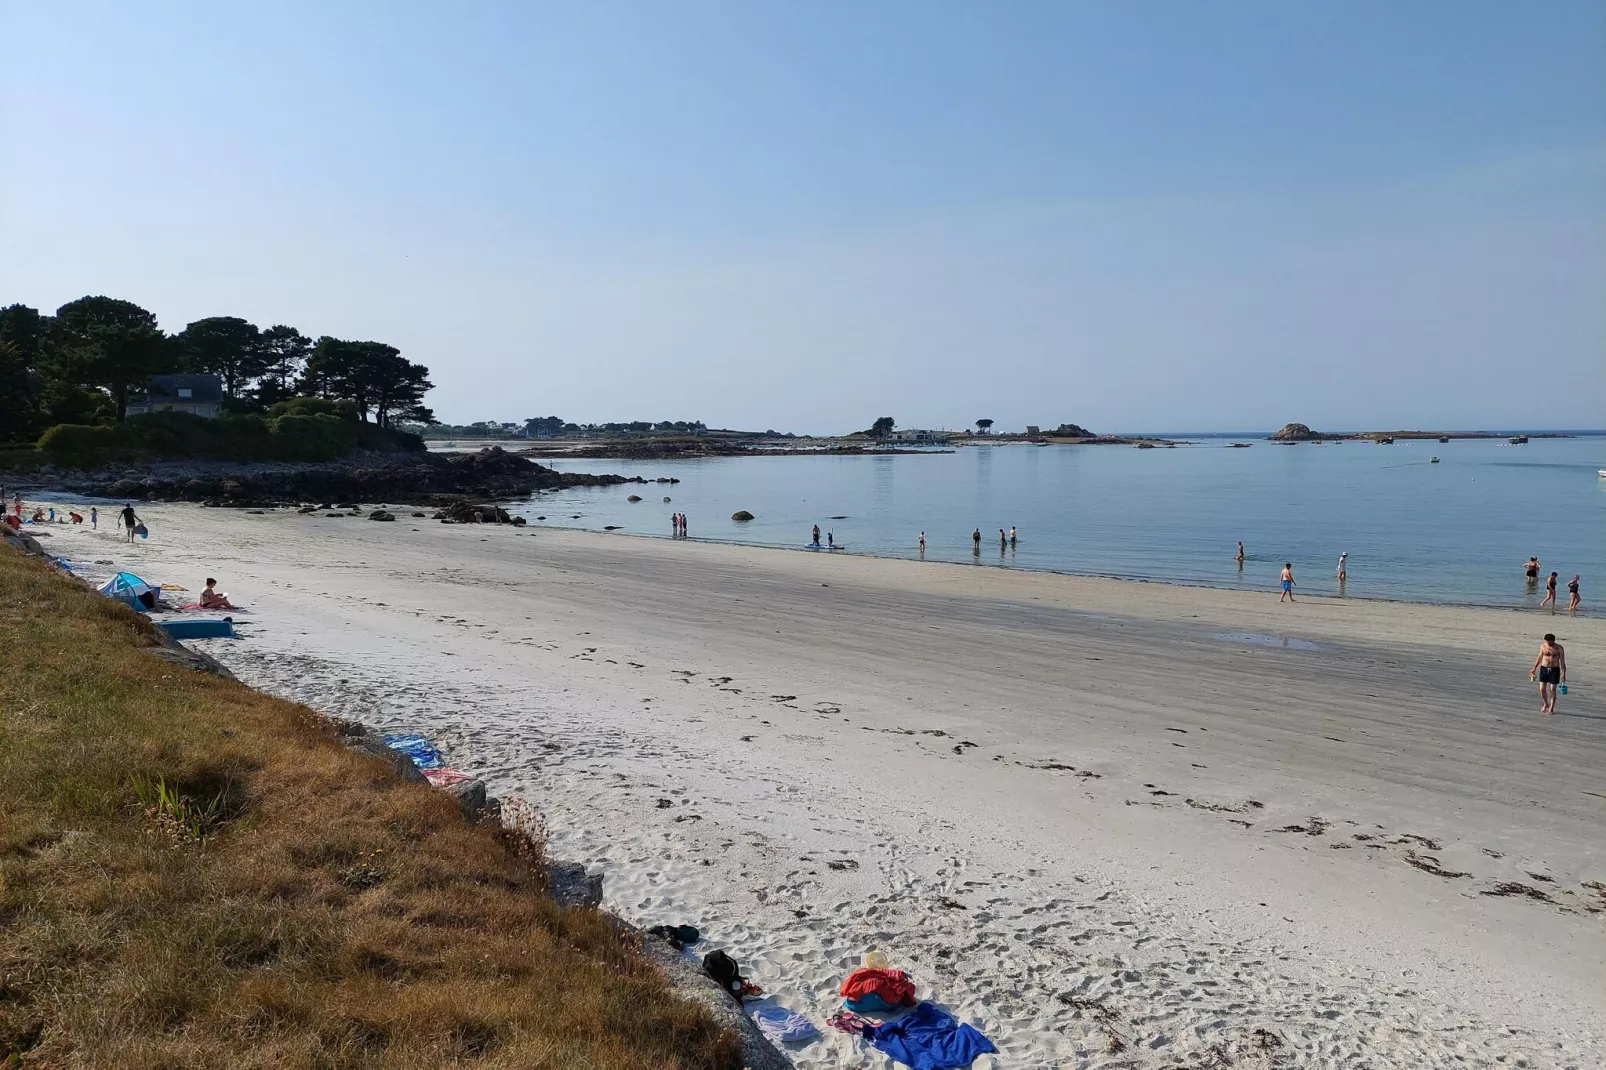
515, 519, 1592, 615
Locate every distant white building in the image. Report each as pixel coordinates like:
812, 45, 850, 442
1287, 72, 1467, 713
892, 428, 944, 443
125, 374, 224, 419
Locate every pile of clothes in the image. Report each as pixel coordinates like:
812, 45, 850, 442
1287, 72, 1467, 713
382, 733, 476, 789
829, 958, 996, 1070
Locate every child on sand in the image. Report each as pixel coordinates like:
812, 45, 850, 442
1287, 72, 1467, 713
1279, 563, 1296, 603
199, 579, 235, 610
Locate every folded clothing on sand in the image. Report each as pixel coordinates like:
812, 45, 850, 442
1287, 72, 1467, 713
749, 1005, 819, 1044
861, 1002, 996, 1070
383, 734, 445, 770
840, 967, 916, 1010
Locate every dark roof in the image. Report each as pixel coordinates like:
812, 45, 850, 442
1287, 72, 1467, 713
144, 374, 223, 402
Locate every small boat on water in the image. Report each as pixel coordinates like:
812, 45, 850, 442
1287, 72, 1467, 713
1438, 436, 1450, 443
1509, 435, 1529, 445
1598, 469, 1606, 479
1377, 437, 1394, 445
1229, 442, 1252, 448
1430, 456, 1440, 463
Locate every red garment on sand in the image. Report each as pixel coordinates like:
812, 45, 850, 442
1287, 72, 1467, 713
839, 968, 916, 1007
422, 767, 476, 787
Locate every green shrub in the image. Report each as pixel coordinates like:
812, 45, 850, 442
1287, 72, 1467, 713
269, 413, 351, 460
268, 397, 358, 421
36, 407, 423, 467
38, 423, 139, 465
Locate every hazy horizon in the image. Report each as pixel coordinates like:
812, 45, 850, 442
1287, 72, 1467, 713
5, 2, 1603, 432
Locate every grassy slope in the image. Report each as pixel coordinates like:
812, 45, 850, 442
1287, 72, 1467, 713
0, 548, 740, 1070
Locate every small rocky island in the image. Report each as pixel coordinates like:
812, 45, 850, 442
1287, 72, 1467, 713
1268, 423, 1568, 443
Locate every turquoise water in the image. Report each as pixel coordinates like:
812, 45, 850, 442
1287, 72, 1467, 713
519, 435, 1606, 607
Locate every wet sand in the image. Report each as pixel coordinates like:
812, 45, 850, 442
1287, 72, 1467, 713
44, 505, 1606, 1068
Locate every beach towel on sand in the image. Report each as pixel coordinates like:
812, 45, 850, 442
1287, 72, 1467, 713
861, 1002, 995, 1070
749, 1005, 818, 1045
422, 767, 476, 787
382, 734, 445, 770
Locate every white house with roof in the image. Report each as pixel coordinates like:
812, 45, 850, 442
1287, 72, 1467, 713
125, 374, 224, 419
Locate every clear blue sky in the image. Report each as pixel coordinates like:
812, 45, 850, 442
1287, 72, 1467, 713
4, 1, 1603, 432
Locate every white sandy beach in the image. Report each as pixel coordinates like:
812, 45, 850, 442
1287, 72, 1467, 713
35, 504, 1606, 1069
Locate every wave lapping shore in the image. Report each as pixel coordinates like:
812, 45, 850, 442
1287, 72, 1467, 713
52, 505, 1606, 1069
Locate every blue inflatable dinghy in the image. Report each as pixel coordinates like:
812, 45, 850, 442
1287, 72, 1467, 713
157, 618, 235, 640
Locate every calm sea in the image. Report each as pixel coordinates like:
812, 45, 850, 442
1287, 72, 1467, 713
517, 435, 1604, 608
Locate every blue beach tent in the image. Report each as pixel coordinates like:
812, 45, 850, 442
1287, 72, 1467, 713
96, 571, 159, 611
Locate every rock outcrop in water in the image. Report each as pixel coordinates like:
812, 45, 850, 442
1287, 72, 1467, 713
1270, 423, 1323, 441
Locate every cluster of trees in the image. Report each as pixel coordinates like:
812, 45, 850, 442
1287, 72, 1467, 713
863, 417, 997, 439
521, 418, 709, 439
0, 296, 435, 443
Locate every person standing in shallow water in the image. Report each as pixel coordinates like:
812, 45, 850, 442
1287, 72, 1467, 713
1236, 542, 1245, 569
1279, 562, 1296, 603
1567, 574, 1580, 615
1524, 556, 1540, 583
1542, 571, 1559, 608
917, 531, 925, 555
972, 528, 981, 551
1008, 526, 1016, 547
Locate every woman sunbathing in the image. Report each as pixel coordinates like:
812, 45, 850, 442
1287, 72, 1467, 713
199, 579, 235, 610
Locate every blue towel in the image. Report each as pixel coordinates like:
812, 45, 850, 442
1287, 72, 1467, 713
382, 734, 445, 770
862, 1002, 995, 1070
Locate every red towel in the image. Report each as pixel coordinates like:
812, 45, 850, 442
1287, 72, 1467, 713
422, 767, 476, 787
840, 967, 916, 1007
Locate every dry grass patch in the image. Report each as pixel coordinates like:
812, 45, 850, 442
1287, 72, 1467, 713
0, 548, 741, 1069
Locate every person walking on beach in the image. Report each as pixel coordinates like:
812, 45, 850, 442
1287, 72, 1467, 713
1529, 633, 1567, 714
1279, 562, 1296, 602
90, 506, 98, 530
1336, 552, 1348, 583
1542, 571, 1559, 607
120, 504, 140, 544
1524, 556, 1540, 583
1567, 574, 1580, 615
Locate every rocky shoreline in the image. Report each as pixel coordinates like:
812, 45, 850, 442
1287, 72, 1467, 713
3, 447, 674, 508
